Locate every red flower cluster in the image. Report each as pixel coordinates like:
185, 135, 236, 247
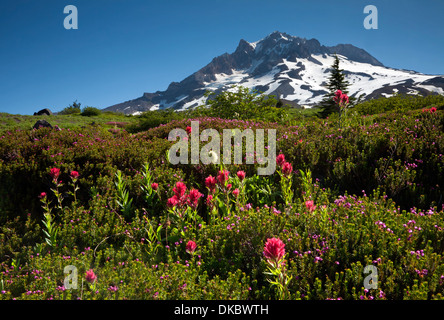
167, 182, 187, 208
167, 197, 178, 208
173, 181, 187, 197
422, 107, 437, 113
186, 240, 197, 254
188, 189, 202, 209
206, 195, 213, 206
276, 154, 293, 176
305, 200, 316, 212
205, 170, 231, 193
281, 162, 293, 176
167, 182, 202, 210
186, 126, 192, 134
70, 171, 79, 180
333, 90, 349, 107
276, 154, 286, 167
263, 237, 286, 267
205, 175, 217, 192
236, 170, 246, 181
85, 269, 97, 284
50, 168, 60, 181
217, 170, 229, 186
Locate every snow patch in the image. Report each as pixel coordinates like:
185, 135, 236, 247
416, 84, 444, 95
181, 96, 207, 110
158, 95, 188, 109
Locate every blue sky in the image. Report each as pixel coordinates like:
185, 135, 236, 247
0, 0, 443, 115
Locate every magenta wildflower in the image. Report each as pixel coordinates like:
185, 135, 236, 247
236, 170, 246, 181
173, 182, 187, 198
70, 171, 79, 180
305, 200, 316, 212
281, 162, 293, 176
276, 154, 286, 167
187, 188, 202, 209
217, 170, 229, 186
186, 240, 197, 254
85, 269, 97, 284
263, 237, 285, 267
167, 196, 179, 208
205, 175, 217, 191
49, 168, 60, 181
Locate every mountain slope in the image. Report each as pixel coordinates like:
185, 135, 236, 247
105, 31, 444, 114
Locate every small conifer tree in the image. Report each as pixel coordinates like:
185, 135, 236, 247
319, 55, 354, 118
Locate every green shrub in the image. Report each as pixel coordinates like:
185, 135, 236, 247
203, 86, 288, 122
81, 107, 102, 117
126, 109, 185, 133
58, 101, 82, 115
354, 94, 444, 115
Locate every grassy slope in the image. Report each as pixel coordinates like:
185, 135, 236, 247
0, 107, 319, 133
0, 112, 139, 131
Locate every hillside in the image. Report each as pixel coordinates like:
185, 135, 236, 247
1, 93, 444, 300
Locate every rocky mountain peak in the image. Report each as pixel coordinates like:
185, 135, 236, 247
104, 31, 443, 114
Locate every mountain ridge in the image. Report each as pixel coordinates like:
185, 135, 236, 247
104, 31, 444, 114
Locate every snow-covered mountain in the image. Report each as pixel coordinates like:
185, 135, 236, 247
104, 31, 444, 114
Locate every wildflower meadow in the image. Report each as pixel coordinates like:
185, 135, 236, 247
1, 92, 444, 301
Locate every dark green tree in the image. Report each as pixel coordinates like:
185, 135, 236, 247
59, 100, 82, 115
319, 55, 354, 118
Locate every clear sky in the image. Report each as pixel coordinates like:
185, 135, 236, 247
1, 0, 443, 115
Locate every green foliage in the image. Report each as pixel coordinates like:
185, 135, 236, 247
115, 170, 134, 219
39, 196, 59, 249
41, 212, 58, 248
81, 106, 102, 117
59, 101, 82, 115
140, 163, 160, 213
126, 109, 185, 133
203, 86, 288, 122
354, 94, 444, 115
